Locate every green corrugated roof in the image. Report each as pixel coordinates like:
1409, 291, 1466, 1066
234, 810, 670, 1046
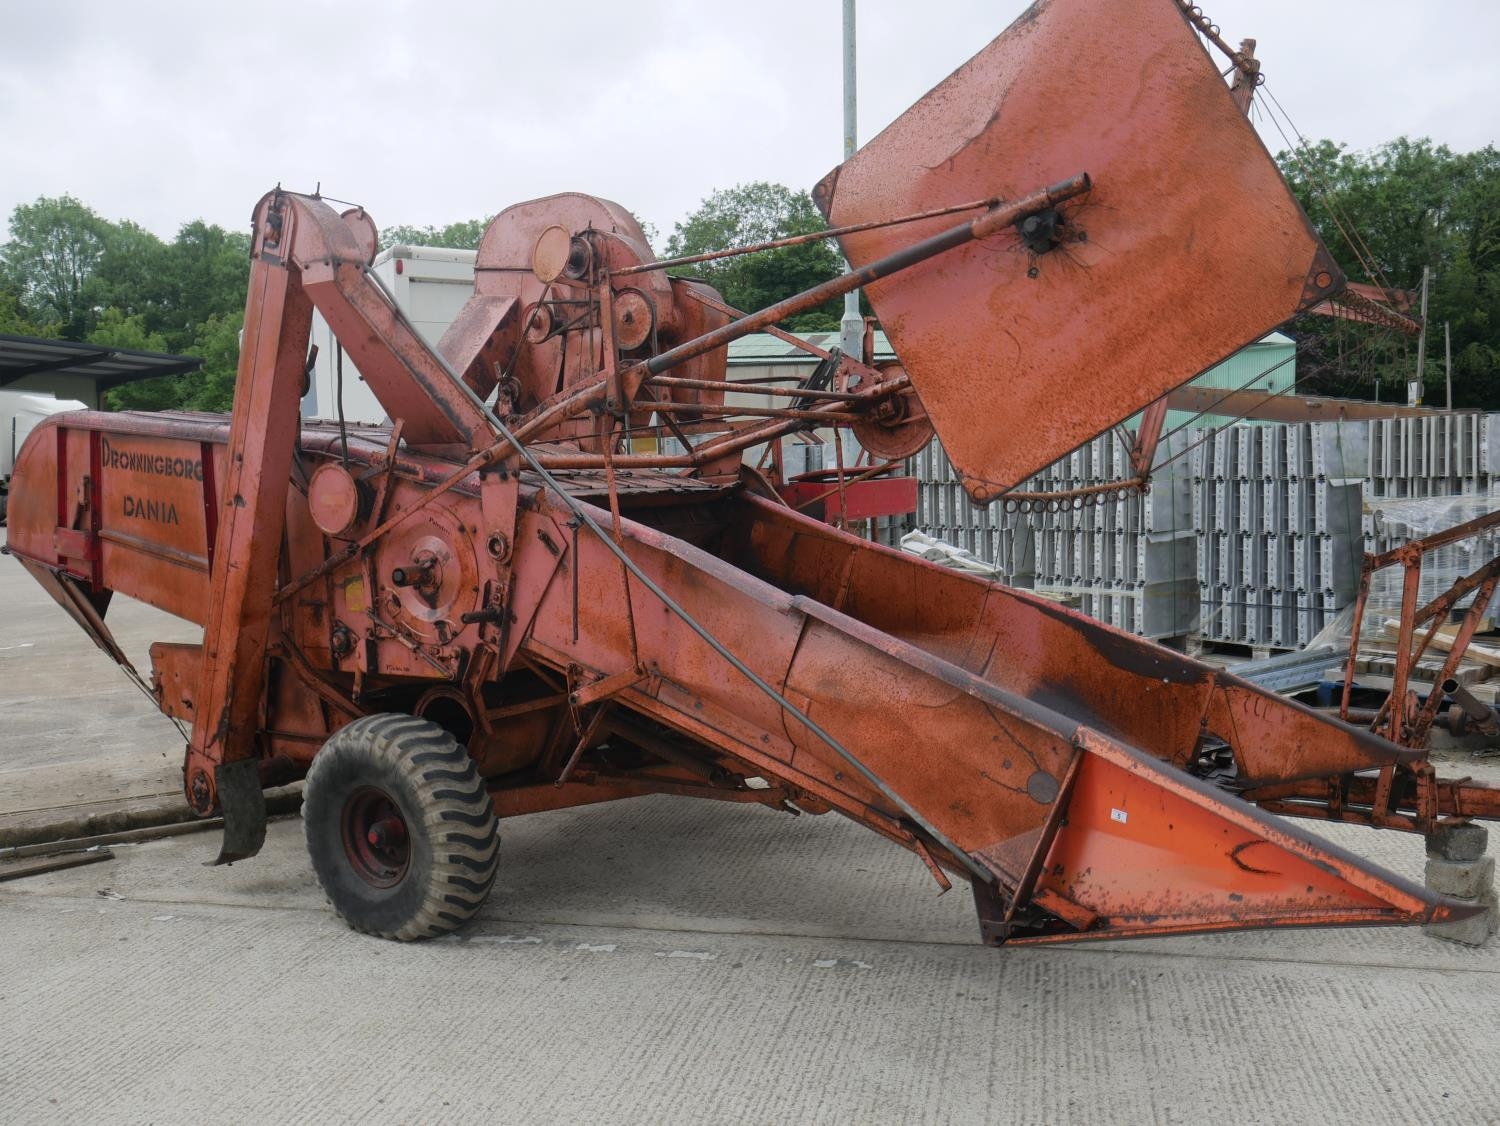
726, 330, 896, 364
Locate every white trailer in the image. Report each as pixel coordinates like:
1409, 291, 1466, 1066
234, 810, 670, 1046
301, 244, 477, 425
1, 390, 87, 523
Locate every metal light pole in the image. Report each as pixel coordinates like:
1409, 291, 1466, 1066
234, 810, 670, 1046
1411, 265, 1430, 406
1445, 321, 1453, 411
839, 0, 864, 358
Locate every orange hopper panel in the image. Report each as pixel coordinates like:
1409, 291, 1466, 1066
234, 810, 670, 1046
816, 0, 1342, 501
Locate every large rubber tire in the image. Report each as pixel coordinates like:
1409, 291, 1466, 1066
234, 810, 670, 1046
303, 713, 499, 940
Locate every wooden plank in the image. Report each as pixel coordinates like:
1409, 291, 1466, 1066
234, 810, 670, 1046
1381, 619, 1500, 671
0, 847, 114, 882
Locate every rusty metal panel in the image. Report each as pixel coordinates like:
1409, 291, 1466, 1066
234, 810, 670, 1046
776, 476, 918, 521
815, 0, 1341, 502
93, 430, 214, 617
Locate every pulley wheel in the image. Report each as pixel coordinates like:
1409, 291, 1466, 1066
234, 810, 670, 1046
843, 362, 935, 461
612, 288, 655, 350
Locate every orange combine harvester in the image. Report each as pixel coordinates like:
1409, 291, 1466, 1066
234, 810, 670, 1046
6, 0, 1496, 944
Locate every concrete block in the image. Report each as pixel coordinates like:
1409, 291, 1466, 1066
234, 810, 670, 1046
1427, 821, 1489, 862
1424, 855, 1496, 899
1424, 905, 1494, 947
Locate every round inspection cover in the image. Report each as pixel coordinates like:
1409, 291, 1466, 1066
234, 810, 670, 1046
532, 224, 572, 284
308, 462, 367, 538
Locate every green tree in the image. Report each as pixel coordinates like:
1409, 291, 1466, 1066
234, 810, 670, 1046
378, 217, 490, 252
1278, 138, 1500, 407
87, 306, 167, 352
0, 195, 253, 412
181, 311, 244, 412
0, 195, 108, 339
0, 285, 55, 337
664, 183, 845, 330
95, 305, 247, 414
89, 305, 189, 410
87, 220, 173, 338
90, 308, 187, 412
161, 220, 250, 352
380, 212, 660, 252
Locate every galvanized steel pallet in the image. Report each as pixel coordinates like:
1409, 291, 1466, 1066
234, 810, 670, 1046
905, 414, 1500, 648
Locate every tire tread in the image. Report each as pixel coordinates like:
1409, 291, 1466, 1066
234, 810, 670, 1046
303, 714, 500, 942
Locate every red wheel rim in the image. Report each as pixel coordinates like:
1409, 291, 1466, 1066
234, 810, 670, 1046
340, 786, 410, 888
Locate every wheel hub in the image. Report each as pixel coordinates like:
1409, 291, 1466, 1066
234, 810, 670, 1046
340, 787, 411, 888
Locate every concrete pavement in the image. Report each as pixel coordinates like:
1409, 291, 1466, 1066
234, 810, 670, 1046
4, 551, 1500, 1123
4, 801, 1500, 1124
0, 552, 200, 844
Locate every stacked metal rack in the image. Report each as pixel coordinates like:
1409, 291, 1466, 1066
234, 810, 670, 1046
1192, 420, 1366, 649
1366, 413, 1493, 500
905, 413, 1500, 651
907, 440, 1037, 587
1359, 415, 1500, 634
908, 432, 1198, 639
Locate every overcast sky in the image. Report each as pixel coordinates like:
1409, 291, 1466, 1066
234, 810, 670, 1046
2, 0, 1496, 246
